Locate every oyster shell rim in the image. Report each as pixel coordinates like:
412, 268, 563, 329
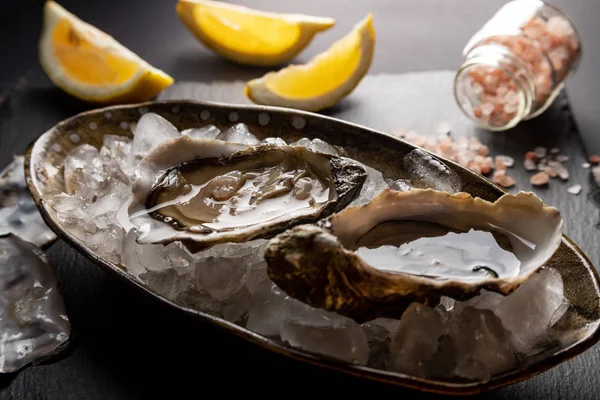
264, 188, 564, 321
127, 136, 368, 250
21, 99, 600, 395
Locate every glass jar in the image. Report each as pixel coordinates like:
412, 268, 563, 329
454, 0, 582, 131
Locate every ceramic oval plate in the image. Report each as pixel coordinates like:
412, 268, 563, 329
24, 100, 600, 395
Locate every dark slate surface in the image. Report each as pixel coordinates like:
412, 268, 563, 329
0, 0, 600, 397
1, 70, 599, 399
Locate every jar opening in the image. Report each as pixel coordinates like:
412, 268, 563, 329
454, 64, 528, 131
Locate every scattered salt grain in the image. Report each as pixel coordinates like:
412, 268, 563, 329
495, 157, 506, 171
495, 155, 514, 168
592, 166, 600, 186
567, 184, 582, 195
530, 171, 550, 186
524, 159, 537, 171
492, 170, 516, 188
534, 146, 547, 159
556, 155, 569, 162
589, 155, 600, 164
550, 148, 560, 154
549, 161, 569, 180
582, 163, 591, 168
544, 166, 558, 178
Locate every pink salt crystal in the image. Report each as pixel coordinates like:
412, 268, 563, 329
531, 171, 550, 186
496, 155, 514, 168
544, 166, 558, 178
500, 175, 516, 188
467, 161, 482, 174
495, 157, 507, 171
481, 157, 494, 174
547, 16, 575, 37
588, 155, 600, 164
493, 170, 515, 188
549, 161, 569, 180
481, 103, 494, 117
592, 166, 600, 185
525, 151, 537, 160
524, 158, 537, 171
534, 146, 547, 158
476, 145, 489, 157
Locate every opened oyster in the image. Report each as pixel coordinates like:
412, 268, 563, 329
127, 136, 367, 250
265, 188, 563, 321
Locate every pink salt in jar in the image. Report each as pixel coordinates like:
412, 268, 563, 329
454, 0, 582, 131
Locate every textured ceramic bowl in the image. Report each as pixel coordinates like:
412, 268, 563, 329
24, 100, 600, 395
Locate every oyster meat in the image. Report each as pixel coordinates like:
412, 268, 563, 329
264, 188, 563, 321
127, 136, 367, 249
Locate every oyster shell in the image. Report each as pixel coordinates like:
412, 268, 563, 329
264, 188, 563, 322
126, 136, 367, 250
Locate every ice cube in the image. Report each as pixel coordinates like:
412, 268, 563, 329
388, 303, 446, 377
85, 224, 125, 263
245, 282, 289, 336
350, 164, 389, 206
450, 307, 516, 380
280, 306, 370, 365
361, 318, 399, 369
140, 268, 194, 300
0, 157, 57, 247
121, 230, 147, 277
163, 241, 195, 276
130, 113, 180, 163
87, 192, 128, 230
385, 178, 413, 192
261, 137, 287, 146
135, 242, 170, 272
181, 125, 221, 140
307, 138, 338, 156
467, 267, 564, 354
0, 234, 71, 373
100, 134, 132, 176
216, 123, 259, 145
292, 137, 311, 147
221, 285, 252, 323
245, 263, 270, 296
63, 144, 106, 200
195, 257, 248, 301
404, 149, 461, 193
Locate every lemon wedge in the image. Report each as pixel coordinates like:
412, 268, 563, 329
39, 1, 174, 104
176, 0, 335, 66
245, 14, 375, 112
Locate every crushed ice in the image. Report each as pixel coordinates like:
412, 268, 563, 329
45, 113, 569, 379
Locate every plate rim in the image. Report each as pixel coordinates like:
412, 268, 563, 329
23, 99, 600, 395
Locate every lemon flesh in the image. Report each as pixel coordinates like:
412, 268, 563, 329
245, 14, 375, 112
39, 1, 173, 104
176, 0, 335, 66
